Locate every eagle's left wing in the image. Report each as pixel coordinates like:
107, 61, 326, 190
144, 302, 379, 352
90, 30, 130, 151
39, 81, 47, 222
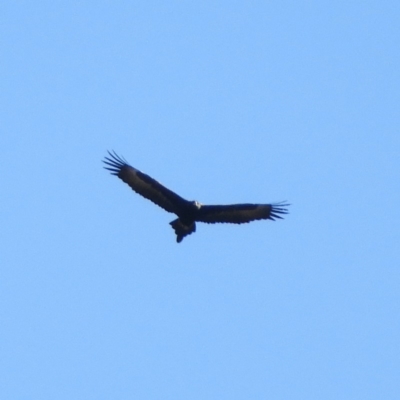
195, 202, 289, 224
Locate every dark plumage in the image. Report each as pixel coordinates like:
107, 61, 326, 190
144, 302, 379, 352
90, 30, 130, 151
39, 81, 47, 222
103, 151, 289, 243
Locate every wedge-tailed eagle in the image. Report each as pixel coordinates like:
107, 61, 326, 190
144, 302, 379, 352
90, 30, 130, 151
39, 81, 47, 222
103, 151, 289, 243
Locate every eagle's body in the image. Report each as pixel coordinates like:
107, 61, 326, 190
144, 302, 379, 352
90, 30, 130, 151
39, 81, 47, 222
103, 151, 289, 242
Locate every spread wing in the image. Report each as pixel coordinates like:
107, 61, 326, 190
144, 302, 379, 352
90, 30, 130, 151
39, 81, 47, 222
195, 202, 289, 224
103, 151, 189, 214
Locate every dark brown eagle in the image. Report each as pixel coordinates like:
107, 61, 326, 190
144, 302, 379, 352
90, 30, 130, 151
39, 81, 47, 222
103, 151, 289, 243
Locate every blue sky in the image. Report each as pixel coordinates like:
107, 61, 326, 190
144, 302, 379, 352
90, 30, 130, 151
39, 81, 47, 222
1, 2, 399, 399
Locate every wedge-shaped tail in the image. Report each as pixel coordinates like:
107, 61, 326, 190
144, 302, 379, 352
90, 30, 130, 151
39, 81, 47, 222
170, 219, 196, 243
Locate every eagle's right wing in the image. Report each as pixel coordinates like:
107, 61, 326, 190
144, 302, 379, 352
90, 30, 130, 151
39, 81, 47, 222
103, 151, 189, 214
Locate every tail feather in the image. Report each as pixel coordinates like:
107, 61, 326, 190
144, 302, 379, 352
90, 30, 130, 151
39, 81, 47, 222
169, 219, 196, 243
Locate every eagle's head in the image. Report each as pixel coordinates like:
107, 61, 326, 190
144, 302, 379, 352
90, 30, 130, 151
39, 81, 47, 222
191, 200, 202, 209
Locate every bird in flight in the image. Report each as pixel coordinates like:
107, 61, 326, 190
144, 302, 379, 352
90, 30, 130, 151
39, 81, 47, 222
103, 151, 289, 243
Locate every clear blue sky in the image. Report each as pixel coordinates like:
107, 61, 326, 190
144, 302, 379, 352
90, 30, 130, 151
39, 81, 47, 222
1, 2, 399, 399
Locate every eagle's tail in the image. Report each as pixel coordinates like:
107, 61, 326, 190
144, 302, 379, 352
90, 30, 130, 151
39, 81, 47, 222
169, 219, 196, 243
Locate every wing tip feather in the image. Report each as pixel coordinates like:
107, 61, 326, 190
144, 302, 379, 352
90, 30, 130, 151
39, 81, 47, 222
102, 150, 131, 174
269, 202, 290, 221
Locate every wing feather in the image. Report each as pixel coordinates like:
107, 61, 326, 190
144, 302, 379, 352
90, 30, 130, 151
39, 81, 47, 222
103, 150, 189, 214
195, 202, 289, 224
